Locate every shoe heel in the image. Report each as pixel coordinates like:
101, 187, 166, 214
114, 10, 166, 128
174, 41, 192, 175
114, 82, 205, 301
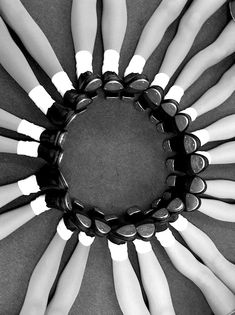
166, 175, 177, 187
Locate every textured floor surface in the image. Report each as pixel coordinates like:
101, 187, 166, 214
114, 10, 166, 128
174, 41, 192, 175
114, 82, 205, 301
0, 0, 234, 314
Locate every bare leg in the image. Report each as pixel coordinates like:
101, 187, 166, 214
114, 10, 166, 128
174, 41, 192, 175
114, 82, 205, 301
0, 135, 18, 153
171, 215, 235, 293
71, 0, 97, 77
102, 0, 127, 74
205, 180, 235, 200
0, 0, 74, 96
0, 183, 22, 208
198, 198, 235, 222
125, 0, 187, 76
159, 0, 227, 79
181, 65, 235, 120
168, 21, 235, 96
0, 16, 39, 93
46, 232, 94, 315
108, 241, 150, 315
204, 141, 235, 165
133, 240, 175, 315
156, 230, 235, 315
0, 195, 50, 240
20, 219, 73, 315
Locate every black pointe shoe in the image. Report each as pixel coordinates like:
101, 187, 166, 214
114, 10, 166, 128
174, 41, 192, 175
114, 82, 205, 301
36, 165, 68, 191
39, 129, 67, 148
150, 99, 178, 124
64, 200, 92, 232
166, 153, 209, 175
163, 135, 185, 153
64, 90, 92, 112
47, 102, 77, 128
164, 189, 199, 212
143, 85, 164, 107
88, 208, 111, 237
103, 71, 123, 98
184, 133, 202, 154
134, 89, 161, 112
175, 113, 191, 132
156, 118, 179, 134
166, 174, 207, 194
45, 190, 72, 212
78, 71, 102, 95
37, 143, 63, 165
124, 73, 149, 93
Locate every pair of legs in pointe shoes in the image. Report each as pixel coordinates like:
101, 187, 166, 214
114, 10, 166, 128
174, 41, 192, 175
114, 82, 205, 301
19, 217, 94, 315
0, 0, 90, 127
138, 18, 235, 122
72, 0, 127, 97
108, 218, 235, 315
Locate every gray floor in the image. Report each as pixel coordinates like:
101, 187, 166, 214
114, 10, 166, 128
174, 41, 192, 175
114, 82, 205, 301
0, 0, 234, 314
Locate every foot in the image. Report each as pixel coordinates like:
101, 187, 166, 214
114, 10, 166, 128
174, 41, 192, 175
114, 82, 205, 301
150, 99, 178, 124
36, 165, 68, 191
164, 189, 200, 212
124, 73, 149, 93
45, 190, 72, 212
78, 71, 102, 93
135, 87, 163, 112
103, 71, 123, 98
166, 174, 207, 194
47, 102, 77, 128
64, 89, 92, 112
37, 143, 63, 165
175, 112, 191, 132
39, 129, 67, 148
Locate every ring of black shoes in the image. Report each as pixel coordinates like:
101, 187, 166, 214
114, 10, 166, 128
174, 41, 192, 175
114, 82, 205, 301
43, 71, 207, 244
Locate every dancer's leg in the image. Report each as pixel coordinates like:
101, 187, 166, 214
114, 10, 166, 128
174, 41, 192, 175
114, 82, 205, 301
0, 195, 50, 240
124, 0, 187, 76
202, 141, 235, 165
102, 0, 127, 74
46, 232, 94, 315
181, 64, 235, 121
71, 0, 97, 77
158, 0, 226, 79
165, 21, 235, 102
108, 241, 150, 315
156, 229, 235, 315
0, 0, 75, 97
171, 215, 235, 293
198, 198, 235, 222
205, 180, 235, 200
19, 219, 73, 315
133, 240, 175, 315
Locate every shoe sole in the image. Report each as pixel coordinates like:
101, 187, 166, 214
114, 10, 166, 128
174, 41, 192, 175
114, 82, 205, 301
190, 155, 207, 174
56, 131, 67, 148
76, 97, 91, 112
175, 114, 189, 132
184, 135, 199, 154
185, 193, 200, 211
136, 223, 155, 239
152, 208, 169, 221
189, 176, 206, 194
144, 88, 162, 105
58, 170, 68, 190
161, 102, 178, 117
85, 78, 102, 93
104, 80, 123, 92
65, 112, 78, 127
167, 198, 185, 213
128, 78, 149, 92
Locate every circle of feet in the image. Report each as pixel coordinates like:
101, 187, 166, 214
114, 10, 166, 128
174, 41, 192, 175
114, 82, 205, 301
48, 71, 204, 244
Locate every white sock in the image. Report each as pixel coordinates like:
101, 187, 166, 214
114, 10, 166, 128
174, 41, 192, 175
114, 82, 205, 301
18, 175, 40, 195
170, 215, 188, 232
57, 218, 73, 241
197, 150, 212, 164
78, 232, 95, 246
191, 129, 210, 146
133, 239, 152, 254
108, 241, 128, 261
17, 119, 45, 141
180, 108, 198, 121
75, 50, 93, 78
164, 85, 184, 103
151, 73, 170, 90
124, 55, 146, 76
51, 71, 75, 97
17, 141, 39, 157
28, 85, 55, 115
155, 229, 176, 248
30, 195, 50, 215
102, 49, 120, 74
